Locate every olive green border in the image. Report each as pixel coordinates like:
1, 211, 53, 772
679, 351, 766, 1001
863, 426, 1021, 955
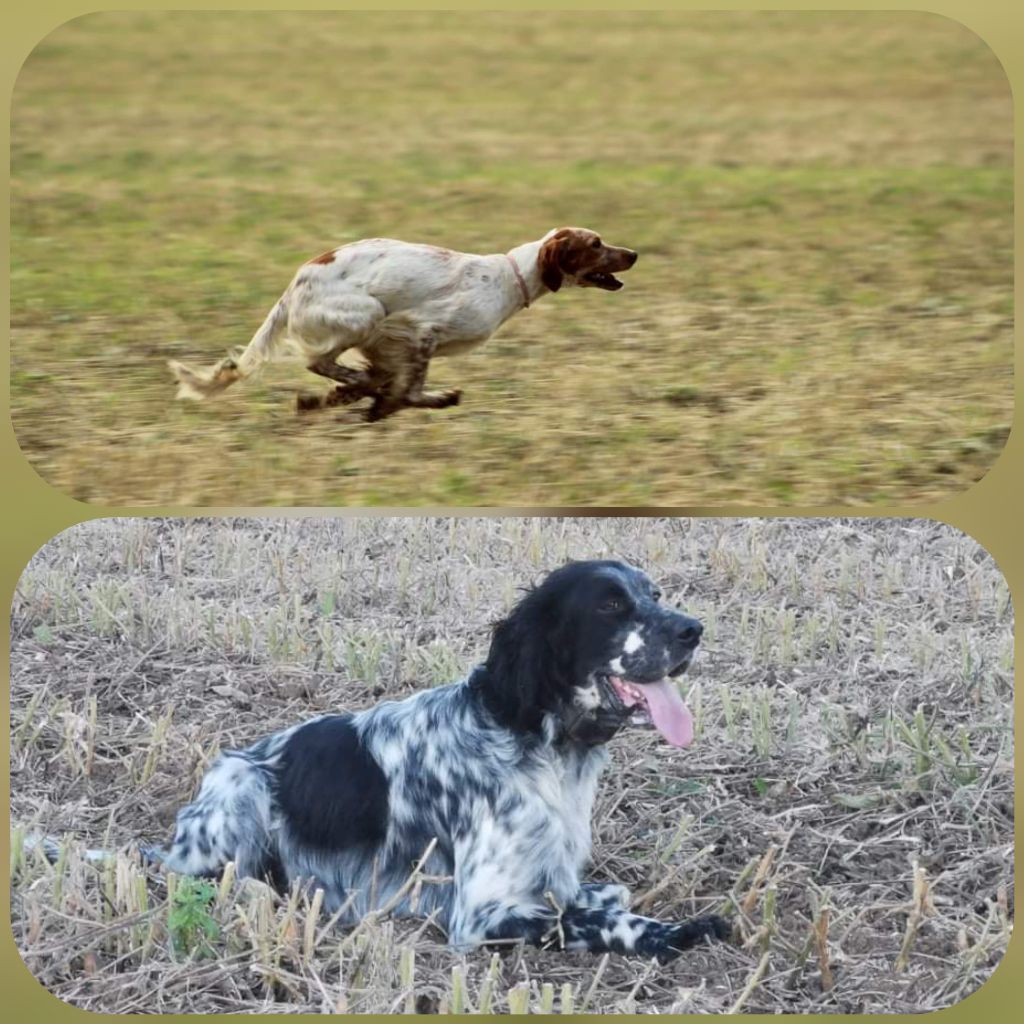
3, 1, 1019, 1019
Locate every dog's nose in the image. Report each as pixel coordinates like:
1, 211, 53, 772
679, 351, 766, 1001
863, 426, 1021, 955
677, 619, 703, 646
624, 249, 638, 267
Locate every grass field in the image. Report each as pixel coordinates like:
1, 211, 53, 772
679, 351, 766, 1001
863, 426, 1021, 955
10, 11, 1013, 507
10, 517, 1013, 1012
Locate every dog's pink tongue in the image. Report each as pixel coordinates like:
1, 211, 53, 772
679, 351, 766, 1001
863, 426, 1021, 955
642, 680, 694, 748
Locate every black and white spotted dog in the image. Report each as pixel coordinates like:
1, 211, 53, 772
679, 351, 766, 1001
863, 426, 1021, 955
156, 561, 729, 959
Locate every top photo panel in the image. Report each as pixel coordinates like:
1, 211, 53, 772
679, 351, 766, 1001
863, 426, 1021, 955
10, 11, 1012, 508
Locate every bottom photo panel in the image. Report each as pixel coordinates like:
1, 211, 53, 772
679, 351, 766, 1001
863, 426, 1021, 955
10, 516, 1013, 1014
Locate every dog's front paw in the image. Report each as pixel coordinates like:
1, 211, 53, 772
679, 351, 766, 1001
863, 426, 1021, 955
663, 914, 731, 958
633, 914, 730, 962
296, 392, 323, 413
421, 388, 461, 409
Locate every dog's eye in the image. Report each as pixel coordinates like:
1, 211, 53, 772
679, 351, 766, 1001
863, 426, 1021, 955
591, 238, 602, 249
600, 596, 625, 613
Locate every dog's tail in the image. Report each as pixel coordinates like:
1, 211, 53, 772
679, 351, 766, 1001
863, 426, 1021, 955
19, 832, 165, 869
169, 296, 289, 401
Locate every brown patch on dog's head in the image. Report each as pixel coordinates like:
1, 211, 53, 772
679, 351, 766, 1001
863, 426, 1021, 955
537, 227, 637, 293
538, 229, 572, 292
307, 249, 336, 265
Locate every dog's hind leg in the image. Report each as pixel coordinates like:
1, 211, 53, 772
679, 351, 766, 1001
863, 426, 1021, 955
307, 355, 374, 391
297, 354, 377, 413
296, 385, 369, 414
162, 752, 277, 883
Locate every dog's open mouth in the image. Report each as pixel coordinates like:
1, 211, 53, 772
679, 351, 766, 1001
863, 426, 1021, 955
598, 674, 694, 748
583, 271, 624, 291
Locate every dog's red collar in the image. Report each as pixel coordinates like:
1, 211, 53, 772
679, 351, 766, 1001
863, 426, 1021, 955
505, 255, 531, 308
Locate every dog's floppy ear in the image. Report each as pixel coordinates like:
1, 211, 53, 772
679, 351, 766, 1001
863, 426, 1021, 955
477, 587, 561, 733
538, 229, 571, 293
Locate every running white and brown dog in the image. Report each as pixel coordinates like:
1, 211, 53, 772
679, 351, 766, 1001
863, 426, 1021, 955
169, 228, 637, 420
147, 561, 728, 960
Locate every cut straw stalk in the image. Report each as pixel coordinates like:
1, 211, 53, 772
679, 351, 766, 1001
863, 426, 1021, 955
399, 944, 416, 1014
578, 954, 610, 1013
741, 844, 777, 914
449, 963, 468, 1013
895, 860, 933, 972
138, 707, 174, 786
539, 982, 555, 1013
634, 841, 714, 912
302, 886, 324, 963
813, 908, 834, 992
507, 982, 531, 1014
560, 982, 575, 1014
728, 950, 771, 1014
477, 953, 500, 1014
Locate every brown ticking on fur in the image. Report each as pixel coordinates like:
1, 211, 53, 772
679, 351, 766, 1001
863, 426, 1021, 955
307, 250, 336, 265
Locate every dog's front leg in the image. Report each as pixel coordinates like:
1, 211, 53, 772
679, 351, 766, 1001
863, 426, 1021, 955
559, 904, 730, 961
447, 848, 727, 960
448, 893, 727, 960
447, 896, 562, 952
446, 832, 568, 951
573, 881, 632, 911
368, 330, 459, 420
567, 882, 729, 957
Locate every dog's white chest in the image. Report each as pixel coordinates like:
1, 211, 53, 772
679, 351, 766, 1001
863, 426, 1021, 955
516, 751, 605, 892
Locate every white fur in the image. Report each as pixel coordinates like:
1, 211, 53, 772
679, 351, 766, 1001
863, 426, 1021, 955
623, 630, 645, 655
573, 684, 602, 710
181, 232, 569, 392
169, 227, 637, 410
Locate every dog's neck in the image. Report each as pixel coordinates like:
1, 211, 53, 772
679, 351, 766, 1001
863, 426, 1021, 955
505, 238, 553, 307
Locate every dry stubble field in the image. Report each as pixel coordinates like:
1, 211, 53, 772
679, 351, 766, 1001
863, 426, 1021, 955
10, 11, 1013, 506
9, 517, 1014, 1012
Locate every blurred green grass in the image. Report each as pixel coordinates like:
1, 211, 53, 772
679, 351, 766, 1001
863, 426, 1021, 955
10, 10, 1013, 506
